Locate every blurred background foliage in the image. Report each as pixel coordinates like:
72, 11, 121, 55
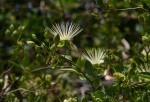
0, 0, 150, 102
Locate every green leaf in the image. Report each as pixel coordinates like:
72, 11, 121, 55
65, 40, 75, 50
9, 60, 20, 68
61, 54, 72, 61
139, 72, 150, 75
93, 90, 105, 100
53, 34, 60, 43
44, 27, 51, 39
84, 61, 94, 76
60, 68, 81, 75
76, 58, 85, 68
57, 41, 65, 47
26, 41, 35, 47
139, 72, 150, 80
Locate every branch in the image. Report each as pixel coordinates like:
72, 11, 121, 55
60, 55, 96, 91
108, 7, 141, 11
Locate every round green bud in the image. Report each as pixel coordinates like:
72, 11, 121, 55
26, 41, 35, 47
45, 75, 51, 82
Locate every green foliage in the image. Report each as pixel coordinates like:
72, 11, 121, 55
0, 0, 150, 102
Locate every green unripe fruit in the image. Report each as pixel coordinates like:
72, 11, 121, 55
45, 75, 51, 82
26, 41, 35, 47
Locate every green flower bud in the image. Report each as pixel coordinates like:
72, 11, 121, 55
18, 26, 25, 31
44, 27, 50, 39
9, 24, 15, 31
17, 41, 23, 47
32, 34, 37, 40
12, 30, 18, 37
0, 79, 3, 83
5, 29, 11, 38
45, 75, 51, 82
142, 36, 150, 45
21, 26, 25, 30
26, 41, 35, 47
114, 72, 126, 81
41, 42, 45, 49
44, 31, 50, 39
57, 41, 65, 47
35, 45, 41, 52
36, 54, 42, 59
18, 26, 22, 32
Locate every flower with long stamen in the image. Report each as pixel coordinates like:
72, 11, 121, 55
82, 48, 106, 65
49, 22, 83, 41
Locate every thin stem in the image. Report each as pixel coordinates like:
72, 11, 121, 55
30, 66, 71, 72
31, 66, 51, 72
0, 66, 12, 78
107, 7, 150, 15
108, 7, 141, 11
132, 2, 150, 15
60, 55, 95, 91
8, 88, 35, 93
146, 51, 149, 62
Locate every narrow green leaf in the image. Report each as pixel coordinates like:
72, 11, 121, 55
61, 54, 72, 61
60, 68, 81, 75
84, 61, 94, 76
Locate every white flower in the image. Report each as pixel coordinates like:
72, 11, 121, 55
49, 22, 82, 41
82, 48, 106, 65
